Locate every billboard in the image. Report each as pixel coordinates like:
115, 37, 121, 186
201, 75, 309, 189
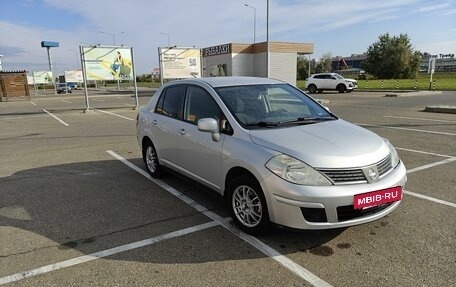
64, 70, 83, 83
81, 47, 133, 80
159, 47, 201, 79
27, 71, 54, 84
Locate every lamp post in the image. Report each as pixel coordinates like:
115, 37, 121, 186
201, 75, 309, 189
99, 31, 124, 45
244, 4, 256, 43
160, 32, 170, 47
0, 55, 3, 71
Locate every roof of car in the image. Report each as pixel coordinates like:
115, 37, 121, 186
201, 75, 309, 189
167, 76, 285, 88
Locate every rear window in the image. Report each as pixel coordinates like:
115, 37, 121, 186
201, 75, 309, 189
155, 85, 186, 119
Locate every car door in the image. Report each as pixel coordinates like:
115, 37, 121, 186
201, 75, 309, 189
173, 85, 225, 190
150, 85, 186, 167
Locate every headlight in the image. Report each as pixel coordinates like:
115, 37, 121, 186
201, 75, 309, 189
266, 155, 332, 186
385, 139, 400, 168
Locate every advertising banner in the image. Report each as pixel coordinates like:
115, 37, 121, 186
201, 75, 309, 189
28, 71, 53, 84
81, 47, 133, 80
64, 70, 83, 83
160, 47, 201, 79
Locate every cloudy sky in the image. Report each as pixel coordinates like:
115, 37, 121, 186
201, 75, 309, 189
1, 0, 455, 74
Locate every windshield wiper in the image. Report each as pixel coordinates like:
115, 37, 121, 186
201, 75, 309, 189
279, 116, 337, 125
245, 121, 280, 128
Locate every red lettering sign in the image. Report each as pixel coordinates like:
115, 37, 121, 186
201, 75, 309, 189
354, 186, 402, 209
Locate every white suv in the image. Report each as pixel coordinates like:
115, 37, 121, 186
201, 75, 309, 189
306, 73, 358, 93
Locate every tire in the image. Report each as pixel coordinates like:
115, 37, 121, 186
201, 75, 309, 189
337, 84, 346, 93
142, 140, 163, 178
308, 84, 317, 94
227, 175, 271, 235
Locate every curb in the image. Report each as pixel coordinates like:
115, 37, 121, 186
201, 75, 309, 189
424, 105, 456, 114
384, 91, 442, 97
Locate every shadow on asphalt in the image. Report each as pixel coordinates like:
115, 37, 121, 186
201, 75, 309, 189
0, 159, 346, 264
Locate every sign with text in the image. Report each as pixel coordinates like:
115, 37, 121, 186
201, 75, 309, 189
202, 44, 231, 57
159, 47, 201, 79
81, 46, 133, 80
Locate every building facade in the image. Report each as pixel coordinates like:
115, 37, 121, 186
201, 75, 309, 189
202, 42, 313, 85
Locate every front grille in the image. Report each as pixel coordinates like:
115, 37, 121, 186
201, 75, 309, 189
317, 154, 394, 185
337, 203, 393, 221
377, 154, 393, 177
317, 168, 367, 184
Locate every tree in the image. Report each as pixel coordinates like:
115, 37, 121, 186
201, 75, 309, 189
297, 56, 309, 80
315, 53, 332, 73
363, 33, 421, 79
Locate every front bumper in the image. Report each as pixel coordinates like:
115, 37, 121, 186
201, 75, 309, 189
263, 161, 407, 230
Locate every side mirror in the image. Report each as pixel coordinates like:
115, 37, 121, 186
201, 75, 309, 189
198, 118, 221, 142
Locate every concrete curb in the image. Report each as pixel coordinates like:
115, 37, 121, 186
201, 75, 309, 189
424, 105, 456, 114
384, 91, 442, 97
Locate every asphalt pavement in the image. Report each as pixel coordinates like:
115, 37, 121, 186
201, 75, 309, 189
0, 89, 455, 286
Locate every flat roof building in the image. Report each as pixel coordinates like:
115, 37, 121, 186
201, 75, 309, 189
202, 42, 313, 85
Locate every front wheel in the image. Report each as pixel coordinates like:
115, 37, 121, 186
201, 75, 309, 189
337, 84, 346, 93
228, 175, 271, 235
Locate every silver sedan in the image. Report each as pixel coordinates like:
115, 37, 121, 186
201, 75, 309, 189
136, 77, 407, 234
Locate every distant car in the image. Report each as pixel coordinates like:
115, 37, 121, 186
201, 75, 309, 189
67, 82, 78, 90
136, 76, 406, 234
56, 83, 72, 94
306, 73, 358, 93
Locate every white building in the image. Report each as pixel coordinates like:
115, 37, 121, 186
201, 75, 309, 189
202, 42, 313, 85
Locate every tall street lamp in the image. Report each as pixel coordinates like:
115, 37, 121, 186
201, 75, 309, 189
160, 32, 170, 47
99, 31, 124, 45
244, 4, 256, 43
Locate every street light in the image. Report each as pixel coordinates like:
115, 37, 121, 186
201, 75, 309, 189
99, 31, 124, 45
160, 32, 170, 47
0, 55, 3, 71
244, 4, 256, 43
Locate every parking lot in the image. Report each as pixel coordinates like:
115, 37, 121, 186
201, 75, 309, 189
1, 88, 455, 287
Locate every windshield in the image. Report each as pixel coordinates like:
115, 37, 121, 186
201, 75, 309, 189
215, 84, 337, 129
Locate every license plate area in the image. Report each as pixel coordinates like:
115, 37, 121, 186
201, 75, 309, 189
354, 186, 402, 209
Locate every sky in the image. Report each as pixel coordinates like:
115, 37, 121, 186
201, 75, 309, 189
0, 0, 455, 75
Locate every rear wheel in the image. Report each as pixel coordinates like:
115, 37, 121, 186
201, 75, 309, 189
228, 175, 271, 235
308, 84, 317, 93
143, 140, 163, 178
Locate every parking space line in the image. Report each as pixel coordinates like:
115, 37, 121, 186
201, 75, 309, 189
93, 109, 134, 121
0, 221, 219, 286
30, 102, 37, 106
396, 147, 454, 158
407, 157, 456, 174
384, 116, 456, 123
106, 150, 333, 287
61, 100, 72, 104
404, 190, 456, 208
42, 109, 69, 127
356, 123, 456, 136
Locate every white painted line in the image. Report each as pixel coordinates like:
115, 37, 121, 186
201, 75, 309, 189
0, 221, 218, 286
42, 109, 69, 127
106, 150, 333, 287
93, 109, 134, 121
407, 157, 456, 174
30, 102, 37, 106
356, 123, 456, 136
384, 115, 456, 123
396, 147, 454, 158
404, 190, 456, 208
61, 100, 72, 104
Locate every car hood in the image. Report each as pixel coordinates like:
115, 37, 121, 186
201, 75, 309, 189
345, 78, 358, 83
249, 119, 389, 168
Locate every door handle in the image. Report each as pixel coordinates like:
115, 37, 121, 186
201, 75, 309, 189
179, 128, 186, 135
